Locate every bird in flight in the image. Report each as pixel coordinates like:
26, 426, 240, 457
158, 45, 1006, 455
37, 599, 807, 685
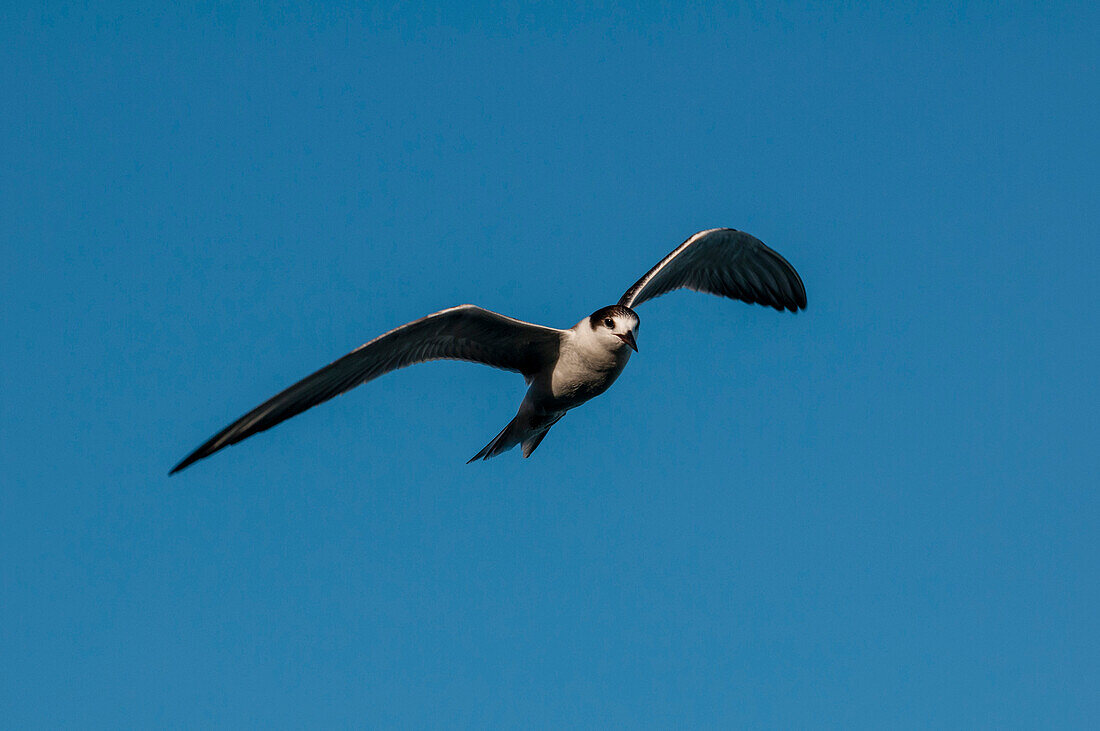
171, 228, 806, 473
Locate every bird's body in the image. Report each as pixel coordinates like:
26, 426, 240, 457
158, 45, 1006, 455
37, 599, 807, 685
172, 228, 806, 473
546, 310, 636, 409
469, 307, 638, 461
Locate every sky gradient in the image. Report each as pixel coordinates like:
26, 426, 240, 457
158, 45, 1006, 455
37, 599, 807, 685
2, 2, 1097, 727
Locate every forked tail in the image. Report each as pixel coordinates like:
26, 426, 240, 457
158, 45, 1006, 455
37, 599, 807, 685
467, 413, 561, 463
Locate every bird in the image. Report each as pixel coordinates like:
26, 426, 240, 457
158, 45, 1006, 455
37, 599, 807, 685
170, 228, 806, 474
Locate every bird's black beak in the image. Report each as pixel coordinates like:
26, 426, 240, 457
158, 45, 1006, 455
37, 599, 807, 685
617, 331, 639, 352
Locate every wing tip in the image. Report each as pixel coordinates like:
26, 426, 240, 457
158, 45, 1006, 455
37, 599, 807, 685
169, 450, 204, 475
170, 437, 227, 475
792, 281, 808, 312
779, 296, 807, 313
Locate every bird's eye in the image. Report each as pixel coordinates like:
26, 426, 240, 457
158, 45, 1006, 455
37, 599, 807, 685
604, 318, 615, 328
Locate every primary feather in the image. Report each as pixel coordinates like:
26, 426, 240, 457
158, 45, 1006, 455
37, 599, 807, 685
619, 228, 807, 312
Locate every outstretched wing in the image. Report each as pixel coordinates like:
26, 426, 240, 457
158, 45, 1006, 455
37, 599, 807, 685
171, 305, 562, 474
618, 228, 807, 312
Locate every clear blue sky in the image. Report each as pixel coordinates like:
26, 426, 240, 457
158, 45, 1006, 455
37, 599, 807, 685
2, 2, 1097, 727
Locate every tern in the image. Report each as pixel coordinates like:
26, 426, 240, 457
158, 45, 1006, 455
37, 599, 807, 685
171, 228, 806, 473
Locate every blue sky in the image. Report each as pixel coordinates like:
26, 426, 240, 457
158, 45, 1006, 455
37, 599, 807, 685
2, 1, 1097, 727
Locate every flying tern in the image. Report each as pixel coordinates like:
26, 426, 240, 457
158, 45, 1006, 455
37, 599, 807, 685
171, 228, 806, 473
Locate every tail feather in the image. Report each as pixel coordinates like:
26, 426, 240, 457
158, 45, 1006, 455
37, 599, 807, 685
521, 414, 563, 457
467, 416, 524, 463
468, 413, 563, 463
521, 429, 550, 458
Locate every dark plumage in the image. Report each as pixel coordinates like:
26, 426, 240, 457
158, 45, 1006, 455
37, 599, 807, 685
619, 228, 806, 312
170, 306, 561, 474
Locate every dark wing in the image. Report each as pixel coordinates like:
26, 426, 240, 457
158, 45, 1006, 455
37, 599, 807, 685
618, 228, 807, 312
171, 305, 562, 474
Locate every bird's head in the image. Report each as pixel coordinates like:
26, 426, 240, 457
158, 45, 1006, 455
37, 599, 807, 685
587, 305, 639, 352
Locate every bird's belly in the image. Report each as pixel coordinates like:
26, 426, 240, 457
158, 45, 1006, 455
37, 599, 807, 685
543, 351, 630, 411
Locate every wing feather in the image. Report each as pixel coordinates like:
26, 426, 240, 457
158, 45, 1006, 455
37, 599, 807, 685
171, 305, 562, 473
618, 228, 807, 312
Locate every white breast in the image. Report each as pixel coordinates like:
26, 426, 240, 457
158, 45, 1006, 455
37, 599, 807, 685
545, 328, 631, 408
